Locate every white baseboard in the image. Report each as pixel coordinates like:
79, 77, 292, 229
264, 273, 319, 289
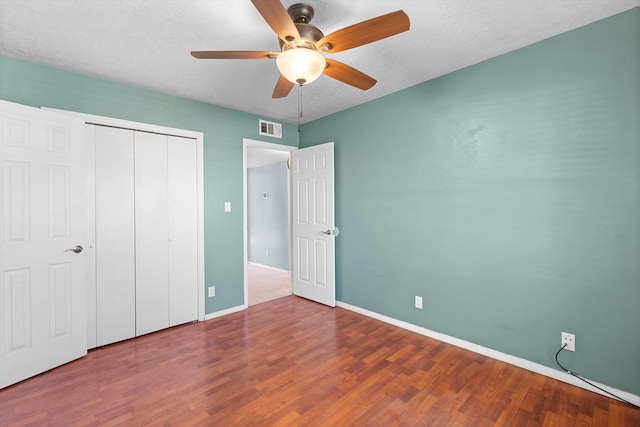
337, 301, 640, 406
248, 261, 290, 274
203, 304, 246, 321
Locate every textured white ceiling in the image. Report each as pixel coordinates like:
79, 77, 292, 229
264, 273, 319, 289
1, 0, 638, 124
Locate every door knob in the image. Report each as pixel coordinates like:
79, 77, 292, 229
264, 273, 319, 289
65, 245, 83, 254
320, 227, 340, 236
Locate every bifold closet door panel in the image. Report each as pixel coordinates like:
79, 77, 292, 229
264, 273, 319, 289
94, 126, 136, 346
167, 136, 198, 326
134, 131, 170, 336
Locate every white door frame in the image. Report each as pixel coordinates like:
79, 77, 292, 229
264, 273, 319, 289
43, 108, 206, 326
242, 138, 297, 307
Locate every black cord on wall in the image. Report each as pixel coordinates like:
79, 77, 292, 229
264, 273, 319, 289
554, 344, 640, 408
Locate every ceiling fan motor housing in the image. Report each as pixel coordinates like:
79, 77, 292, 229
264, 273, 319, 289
279, 3, 324, 50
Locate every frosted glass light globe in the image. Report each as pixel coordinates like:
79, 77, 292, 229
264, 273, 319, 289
276, 48, 326, 85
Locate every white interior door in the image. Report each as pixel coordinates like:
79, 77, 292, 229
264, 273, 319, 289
291, 142, 335, 307
0, 100, 88, 388
167, 135, 198, 326
134, 131, 170, 336
94, 126, 135, 347
91, 127, 197, 344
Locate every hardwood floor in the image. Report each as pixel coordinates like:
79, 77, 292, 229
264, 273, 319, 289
1, 296, 638, 426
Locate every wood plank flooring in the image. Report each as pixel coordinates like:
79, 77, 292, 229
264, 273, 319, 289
1, 296, 638, 426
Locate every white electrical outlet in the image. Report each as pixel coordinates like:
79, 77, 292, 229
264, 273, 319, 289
208, 286, 215, 298
266, 250, 269, 258
415, 296, 423, 309
561, 332, 575, 352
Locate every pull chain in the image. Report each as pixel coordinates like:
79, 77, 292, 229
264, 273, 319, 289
297, 83, 303, 131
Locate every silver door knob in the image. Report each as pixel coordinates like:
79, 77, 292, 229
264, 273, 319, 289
320, 227, 339, 236
65, 245, 83, 254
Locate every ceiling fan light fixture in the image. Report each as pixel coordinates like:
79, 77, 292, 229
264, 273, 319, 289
276, 48, 326, 85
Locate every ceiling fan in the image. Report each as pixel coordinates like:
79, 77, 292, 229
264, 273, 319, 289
191, 0, 410, 98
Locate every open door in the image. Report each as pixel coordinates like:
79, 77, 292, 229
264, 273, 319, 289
291, 142, 336, 307
0, 100, 88, 388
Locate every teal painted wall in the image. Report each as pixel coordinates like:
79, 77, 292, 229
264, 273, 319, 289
300, 9, 640, 395
0, 55, 299, 315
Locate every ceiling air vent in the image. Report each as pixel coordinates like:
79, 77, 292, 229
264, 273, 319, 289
259, 119, 282, 139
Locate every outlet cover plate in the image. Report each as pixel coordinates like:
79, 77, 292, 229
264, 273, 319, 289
208, 286, 215, 298
415, 296, 423, 309
561, 332, 575, 351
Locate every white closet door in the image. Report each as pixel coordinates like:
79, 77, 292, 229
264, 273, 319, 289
134, 131, 169, 336
167, 136, 198, 326
94, 126, 136, 346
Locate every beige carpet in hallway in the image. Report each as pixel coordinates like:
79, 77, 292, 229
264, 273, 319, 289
248, 263, 292, 306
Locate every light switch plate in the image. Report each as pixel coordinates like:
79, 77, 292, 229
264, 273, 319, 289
224, 202, 231, 213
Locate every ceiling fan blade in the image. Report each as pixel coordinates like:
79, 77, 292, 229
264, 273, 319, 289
251, 0, 300, 44
272, 74, 295, 98
323, 59, 377, 90
316, 10, 410, 53
191, 51, 276, 59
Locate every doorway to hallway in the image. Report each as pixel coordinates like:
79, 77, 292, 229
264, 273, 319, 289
243, 139, 296, 306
